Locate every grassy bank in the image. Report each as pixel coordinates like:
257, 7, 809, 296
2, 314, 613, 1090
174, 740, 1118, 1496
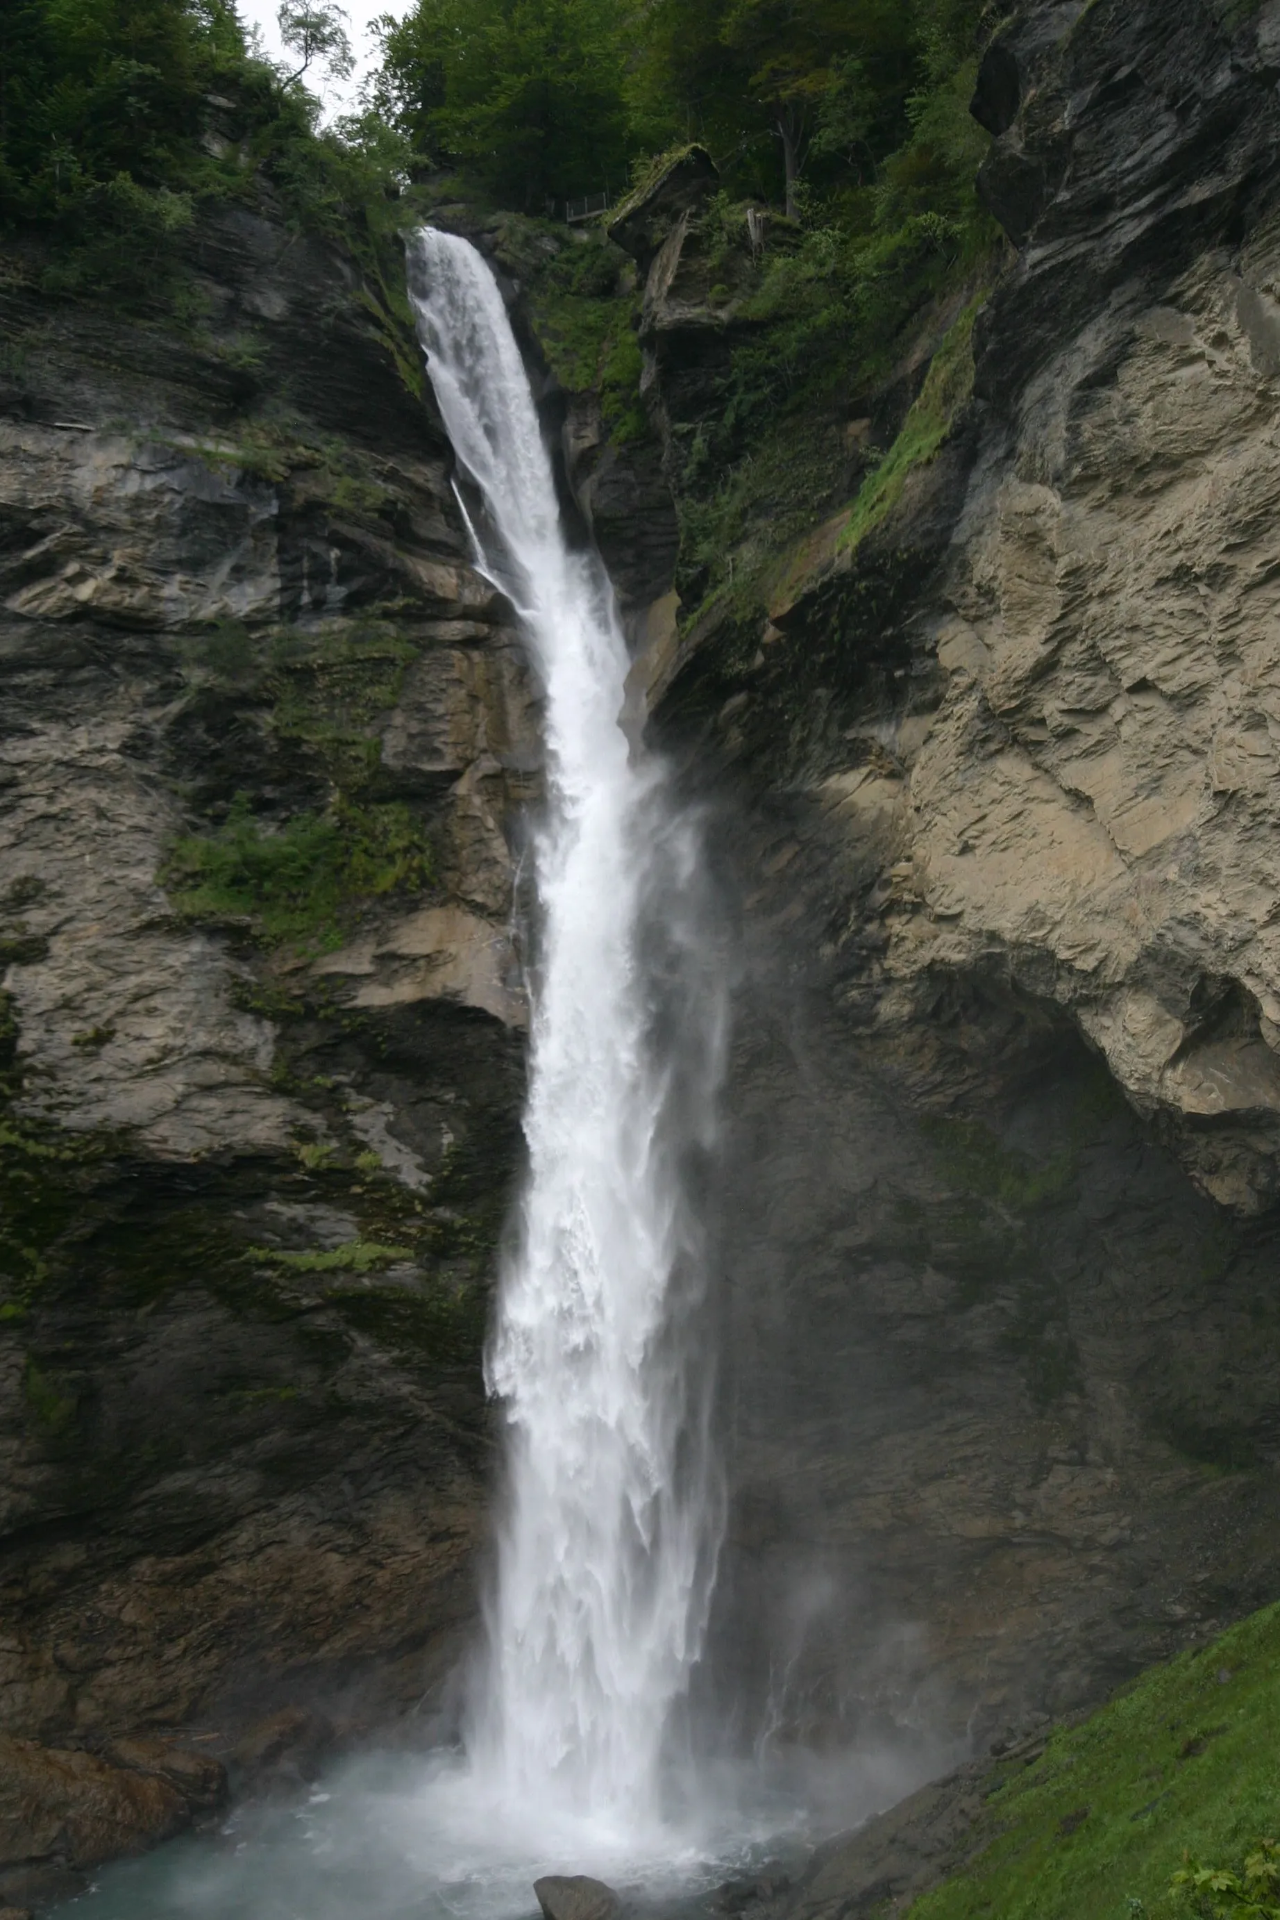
908, 1602, 1280, 1919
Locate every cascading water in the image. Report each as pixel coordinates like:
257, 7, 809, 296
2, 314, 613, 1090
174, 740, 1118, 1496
49, 228, 771, 1920
405, 226, 726, 1837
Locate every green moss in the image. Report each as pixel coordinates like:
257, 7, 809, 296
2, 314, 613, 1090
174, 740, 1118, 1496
248, 1238, 413, 1274
0, 932, 50, 966
838, 289, 983, 558
70, 1025, 117, 1050
906, 1602, 1280, 1920
23, 1359, 78, 1437
923, 1114, 1075, 1212
163, 790, 433, 954
184, 425, 398, 514
527, 231, 645, 445
607, 142, 705, 230
266, 618, 418, 785
327, 1279, 487, 1366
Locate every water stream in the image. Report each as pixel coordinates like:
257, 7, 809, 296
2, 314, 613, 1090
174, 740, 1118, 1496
51, 229, 743, 1917
408, 227, 727, 1839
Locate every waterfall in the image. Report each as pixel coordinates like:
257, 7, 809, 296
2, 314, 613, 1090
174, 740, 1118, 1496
406, 228, 725, 1835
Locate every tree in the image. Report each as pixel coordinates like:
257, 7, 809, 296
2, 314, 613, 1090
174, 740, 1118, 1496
624, 0, 920, 216
720, 0, 914, 217
277, 0, 354, 90
372, 0, 633, 210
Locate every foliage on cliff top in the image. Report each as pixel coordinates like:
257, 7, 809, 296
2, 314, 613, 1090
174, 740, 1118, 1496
371, 0, 636, 212
0, 0, 412, 303
904, 1600, 1280, 1920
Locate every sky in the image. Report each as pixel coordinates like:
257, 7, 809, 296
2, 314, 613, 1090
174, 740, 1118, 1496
234, 0, 413, 122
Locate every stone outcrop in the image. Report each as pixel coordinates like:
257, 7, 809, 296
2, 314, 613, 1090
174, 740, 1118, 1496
0, 191, 538, 1891
534, 1875, 622, 1920
0, 1734, 223, 1908
625, 0, 1280, 1756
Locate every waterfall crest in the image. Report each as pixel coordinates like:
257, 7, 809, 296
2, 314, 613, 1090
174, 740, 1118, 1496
406, 227, 725, 1834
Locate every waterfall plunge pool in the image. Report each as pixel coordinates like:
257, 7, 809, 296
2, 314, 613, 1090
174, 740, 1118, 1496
49, 1746, 842, 1920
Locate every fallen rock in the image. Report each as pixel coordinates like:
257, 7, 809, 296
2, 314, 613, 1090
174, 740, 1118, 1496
534, 1874, 622, 1920
103, 1736, 228, 1810
0, 1734, 189, 1875
229, 1707, 334, 1787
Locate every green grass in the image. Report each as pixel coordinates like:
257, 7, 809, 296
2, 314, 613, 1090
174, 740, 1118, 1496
839, 288, 983, 557
906, 1603, 1280, 1920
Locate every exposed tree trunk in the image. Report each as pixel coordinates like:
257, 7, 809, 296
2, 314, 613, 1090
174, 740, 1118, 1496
778, 113, 800, 220
777, 101, 808, 219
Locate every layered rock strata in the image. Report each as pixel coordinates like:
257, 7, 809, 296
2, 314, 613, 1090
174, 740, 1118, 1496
615, 0, 1280, 1753
0, 200, 537, 1894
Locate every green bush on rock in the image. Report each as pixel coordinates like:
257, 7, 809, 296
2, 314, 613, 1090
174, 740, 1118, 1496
1171, 1841, 1280, 1918
163, 791, 434, 953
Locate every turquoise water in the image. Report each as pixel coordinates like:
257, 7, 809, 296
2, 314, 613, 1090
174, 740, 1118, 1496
50, 1748, 821, 1920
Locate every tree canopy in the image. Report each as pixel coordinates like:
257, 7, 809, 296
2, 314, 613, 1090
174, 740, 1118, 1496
371, 0, 635, 212
369, 0, 990, 217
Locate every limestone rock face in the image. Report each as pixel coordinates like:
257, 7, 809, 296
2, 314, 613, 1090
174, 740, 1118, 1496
890, 0, 1280, 1213
633, 0, 1280, 1753
0, 196, 536, 1828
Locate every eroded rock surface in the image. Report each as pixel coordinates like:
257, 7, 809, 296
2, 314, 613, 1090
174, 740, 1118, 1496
634, 0, 1280, 1752
0, 197, 535, 1831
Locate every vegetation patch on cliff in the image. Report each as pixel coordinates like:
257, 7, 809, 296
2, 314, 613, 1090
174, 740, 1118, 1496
904, 1601, 1280, 1920
526, 229, 646, 444
164, 791, 434, 954
837, 287, 983, 557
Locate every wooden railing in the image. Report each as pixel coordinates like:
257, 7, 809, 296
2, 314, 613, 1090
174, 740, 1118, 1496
564, 191, 611, 225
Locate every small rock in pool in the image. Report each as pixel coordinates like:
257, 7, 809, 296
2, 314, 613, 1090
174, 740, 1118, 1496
534, 1873, 621, 1920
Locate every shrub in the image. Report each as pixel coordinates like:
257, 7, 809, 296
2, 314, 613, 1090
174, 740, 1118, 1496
164, 791, 434, 951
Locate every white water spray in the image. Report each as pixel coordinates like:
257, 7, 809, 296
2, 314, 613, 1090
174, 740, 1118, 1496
406, 227, 726, 1839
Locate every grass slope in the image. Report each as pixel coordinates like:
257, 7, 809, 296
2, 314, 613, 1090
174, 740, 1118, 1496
908, 1603, 1280, 1919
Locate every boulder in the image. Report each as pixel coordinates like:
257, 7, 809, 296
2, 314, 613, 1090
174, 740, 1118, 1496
0, 1735, 189, 1876
534, 1874, 621, 1920
606, 146, 718, 272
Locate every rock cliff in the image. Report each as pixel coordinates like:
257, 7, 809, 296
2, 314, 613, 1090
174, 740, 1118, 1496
613, 0, 1280, 1759
7, 0, 1280, 1894
0, 195, 538, 1897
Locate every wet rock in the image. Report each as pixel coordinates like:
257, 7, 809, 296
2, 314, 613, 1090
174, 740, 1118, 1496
772, 1763, 991, 1920
0, 187, 524, 1774
0, 1734, 189, 1875
103, 1737, 228, 1810
534, 1873, 622, 1920
229, 1707, 334, 1789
